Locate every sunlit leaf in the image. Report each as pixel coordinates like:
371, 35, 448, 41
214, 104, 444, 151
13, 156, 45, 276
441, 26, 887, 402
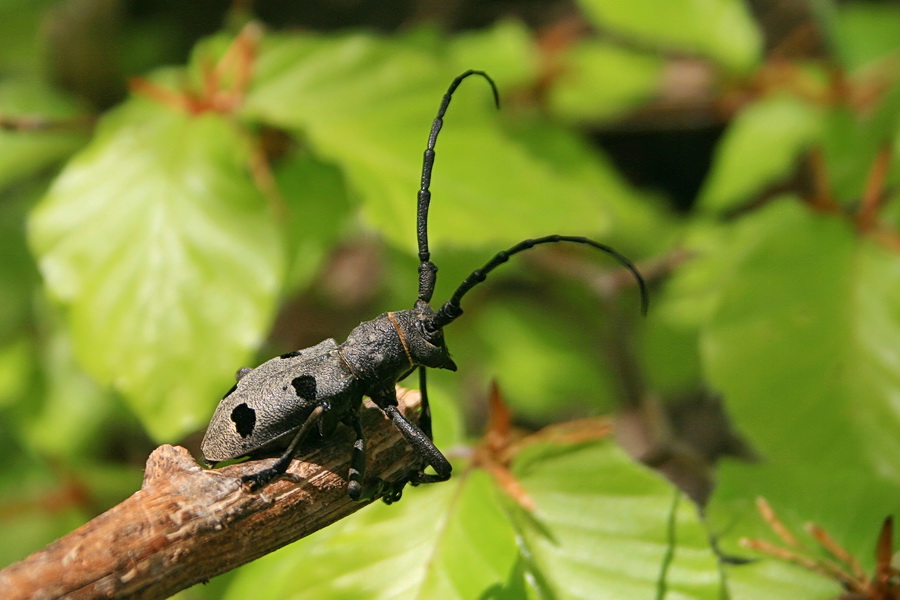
548, 40, 662, 123
502, 120, 674, 256
575, 0, 762, 73
274, 151, 352, 293
725, 558, 839, 600
447, 19, 537, 89
29, 99, 284, 441
700, 199, 900, 561
513, 442, 722, 599
242, 32, 615, 252
223, 469, 518, 600
698, 95, 823, 213
467, 298, 616, 422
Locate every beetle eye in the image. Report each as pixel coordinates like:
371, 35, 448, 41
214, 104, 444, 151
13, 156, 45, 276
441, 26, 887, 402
423, 320, 439, 336
416, 319, 441, 343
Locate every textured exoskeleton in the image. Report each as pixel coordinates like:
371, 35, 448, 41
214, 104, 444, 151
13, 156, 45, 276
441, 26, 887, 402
200, 71, 648, 502
202, 304, 456, 500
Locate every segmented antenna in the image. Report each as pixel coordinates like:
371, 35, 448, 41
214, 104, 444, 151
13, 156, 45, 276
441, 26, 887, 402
429, 235, 649, 330
416, 70, 500, 304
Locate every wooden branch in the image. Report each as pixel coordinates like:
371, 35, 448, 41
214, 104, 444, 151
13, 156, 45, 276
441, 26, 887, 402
0, 389, 424, 600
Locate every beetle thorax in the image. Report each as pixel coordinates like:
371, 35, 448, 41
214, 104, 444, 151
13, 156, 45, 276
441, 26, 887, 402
338, 304, 456, 384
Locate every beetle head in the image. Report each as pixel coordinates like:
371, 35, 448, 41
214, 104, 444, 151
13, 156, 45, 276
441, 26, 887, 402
400, 301, 457, 371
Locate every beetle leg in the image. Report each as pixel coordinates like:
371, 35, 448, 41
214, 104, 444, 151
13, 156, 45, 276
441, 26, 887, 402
371, 386, 451, 485
242, 404, 325, 491
417, 367, 433, 440
342, 408, 366, 500
383, 403, 451, 482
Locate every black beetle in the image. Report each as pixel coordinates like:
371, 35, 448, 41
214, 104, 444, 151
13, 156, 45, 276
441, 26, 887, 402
201, 71, 648, 502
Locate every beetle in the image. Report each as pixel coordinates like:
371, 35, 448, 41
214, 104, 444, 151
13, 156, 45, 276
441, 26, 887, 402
201, 70, 649, 502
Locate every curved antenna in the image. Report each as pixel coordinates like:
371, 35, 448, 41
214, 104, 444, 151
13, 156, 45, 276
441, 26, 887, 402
429, 235, 649, 330
417, 70, 500, 304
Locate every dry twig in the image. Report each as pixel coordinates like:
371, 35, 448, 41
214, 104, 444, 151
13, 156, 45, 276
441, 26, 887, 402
0, 389, 424, 600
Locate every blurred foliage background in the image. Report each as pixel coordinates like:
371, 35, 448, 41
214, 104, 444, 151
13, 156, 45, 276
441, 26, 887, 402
1, 0, 899, 598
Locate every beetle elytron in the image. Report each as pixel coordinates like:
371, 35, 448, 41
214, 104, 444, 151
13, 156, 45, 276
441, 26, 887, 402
201, 70, 648, 502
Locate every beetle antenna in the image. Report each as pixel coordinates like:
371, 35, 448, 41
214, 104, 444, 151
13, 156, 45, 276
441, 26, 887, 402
417, 70, 500, 304
429, 235, 649, 330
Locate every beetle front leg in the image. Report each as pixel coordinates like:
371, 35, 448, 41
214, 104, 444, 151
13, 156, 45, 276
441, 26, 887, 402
382, 403, 451, 482
371, 386, 451, 483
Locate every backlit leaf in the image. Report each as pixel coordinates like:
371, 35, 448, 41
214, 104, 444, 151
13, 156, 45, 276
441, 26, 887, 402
700, 200, 900, 562
576, 0, 762, 73
698, 95, 823, 213
223, 469, 518, 600
242, 32, 617, 252
29, 99, 284, 440
513, 442, 723, 599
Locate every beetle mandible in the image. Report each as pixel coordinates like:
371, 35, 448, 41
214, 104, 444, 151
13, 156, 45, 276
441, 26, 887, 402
201, 70, 649, 503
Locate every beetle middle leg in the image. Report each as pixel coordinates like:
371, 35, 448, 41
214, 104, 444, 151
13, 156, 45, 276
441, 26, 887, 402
343, 409, 366, 500
241, 404, 326, 491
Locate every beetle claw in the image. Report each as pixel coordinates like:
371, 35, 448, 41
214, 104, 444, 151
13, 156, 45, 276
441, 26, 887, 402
241, 468, 279, 491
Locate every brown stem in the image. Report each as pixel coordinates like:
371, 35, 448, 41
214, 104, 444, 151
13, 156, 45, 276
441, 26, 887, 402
0, 390, 424, 600
857, 143, 893, 233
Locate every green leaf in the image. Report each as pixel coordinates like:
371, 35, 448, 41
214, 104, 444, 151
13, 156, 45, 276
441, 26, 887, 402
242, 32, 616, 252
29, 99, 284, 441
548, 40, 663, 123
0, 0, 56, 76
502, 119, 675, 256
14, 306, 116, 457
820, 84, 900, 204
0, 337, 33, 410
447, 19, 538, 89
468, 298, 617, 422
635, 218, 730, 334
700, 199, 900, 561
222, 469, 519, 600
576, 0, 763, 73
275, 151, 352, 293
725, 558, 840, 600
828, 2, 900, 70
0, 454, 141, 568
698, 95, 823, 213
513, 442, 723, 599
0, 81, 85, 190
0, 183, 43, 342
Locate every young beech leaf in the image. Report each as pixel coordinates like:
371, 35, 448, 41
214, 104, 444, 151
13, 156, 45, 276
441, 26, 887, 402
0, 80, 85, 190
242, 32, 613, 251
547, 40, 663, 123
698, 95, 823, 213
575, 0, 763, 73
701, 200, 900, 561
29, 99, 284, 441
223, 469, 519, 600
512, 442, 723, 600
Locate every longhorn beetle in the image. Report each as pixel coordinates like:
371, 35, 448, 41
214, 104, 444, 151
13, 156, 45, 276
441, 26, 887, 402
201, 70, 649, 502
